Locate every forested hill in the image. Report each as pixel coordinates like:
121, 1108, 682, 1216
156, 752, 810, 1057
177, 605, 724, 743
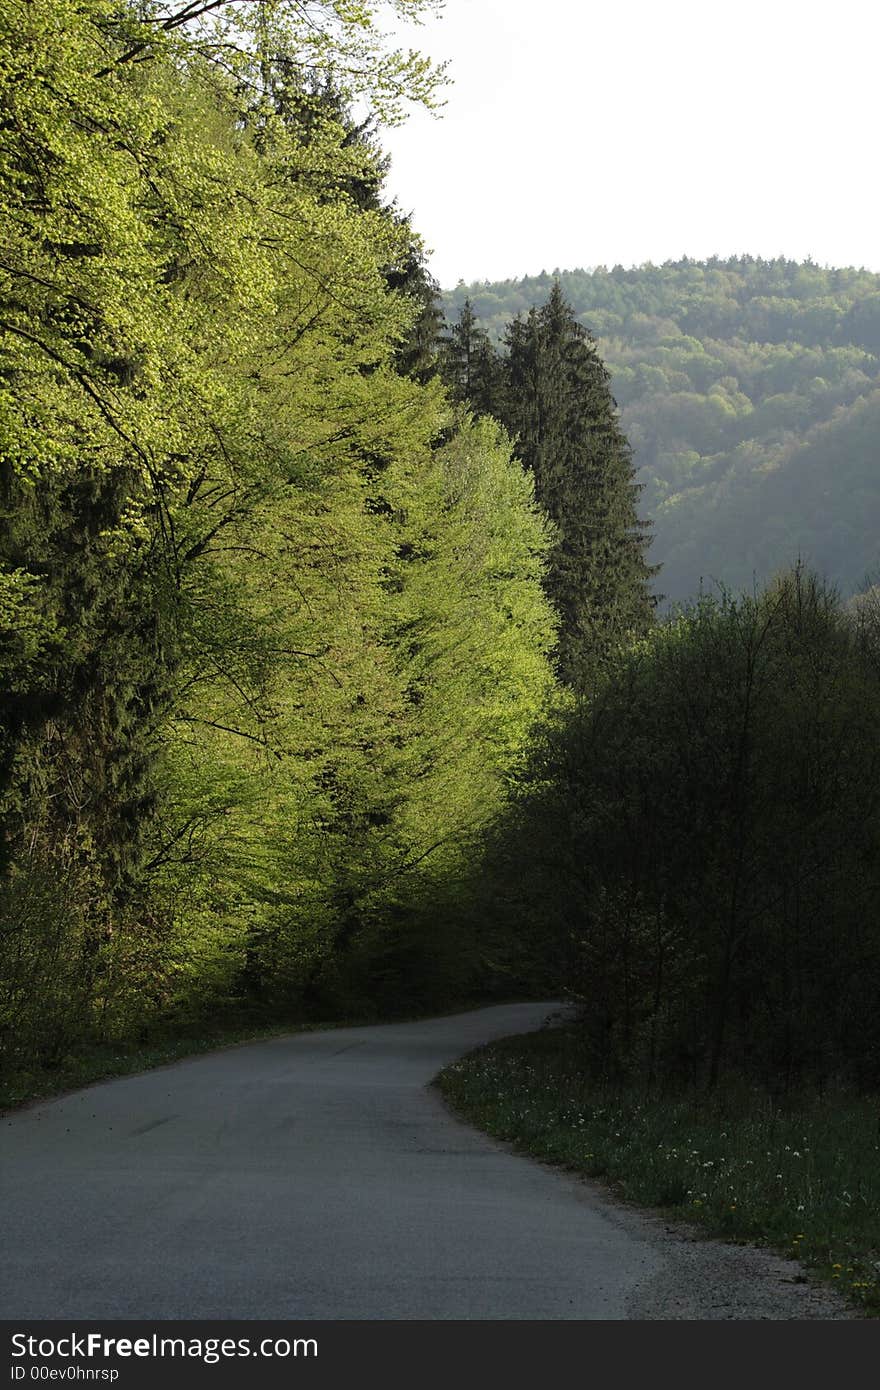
444, 259, 880, 604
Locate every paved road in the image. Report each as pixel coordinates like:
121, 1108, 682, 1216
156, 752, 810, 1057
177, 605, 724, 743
0, 1002, 851, 1319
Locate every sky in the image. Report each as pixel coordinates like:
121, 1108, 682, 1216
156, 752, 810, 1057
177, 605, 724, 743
378, 0, 880, 289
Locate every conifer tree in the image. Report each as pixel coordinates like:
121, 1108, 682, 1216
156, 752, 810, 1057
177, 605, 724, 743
440, 300, 503, 418
386, 244, 444, 384
500, 283, 656, 684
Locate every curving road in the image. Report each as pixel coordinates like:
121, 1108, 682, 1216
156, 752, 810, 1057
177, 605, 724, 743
0, 1002, 852, 1319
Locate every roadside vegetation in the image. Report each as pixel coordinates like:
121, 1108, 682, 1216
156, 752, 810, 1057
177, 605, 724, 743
483, 570, 880, 1093
0, 0, 562, 1083
439, 1027, 880, 1315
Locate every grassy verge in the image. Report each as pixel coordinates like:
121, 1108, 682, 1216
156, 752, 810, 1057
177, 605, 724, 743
437, 1026, 880, 1316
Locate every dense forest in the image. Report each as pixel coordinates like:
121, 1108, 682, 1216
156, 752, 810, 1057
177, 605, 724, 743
445, 262, 880, 604
0, 0, 563, 1072
2, 0, 878, 1112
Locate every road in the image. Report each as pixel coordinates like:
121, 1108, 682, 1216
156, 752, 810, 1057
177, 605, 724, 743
0, 1002, 852, 1319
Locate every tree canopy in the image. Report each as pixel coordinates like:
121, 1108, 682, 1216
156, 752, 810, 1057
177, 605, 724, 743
0, 0, 555, 1068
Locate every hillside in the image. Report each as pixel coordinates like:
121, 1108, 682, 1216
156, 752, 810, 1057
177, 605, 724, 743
443, 259, 880, 603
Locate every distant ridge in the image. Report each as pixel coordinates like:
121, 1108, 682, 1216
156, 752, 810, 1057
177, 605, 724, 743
444, 258, 880, 603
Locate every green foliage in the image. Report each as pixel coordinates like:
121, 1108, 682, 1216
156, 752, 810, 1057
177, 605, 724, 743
440, 298, 503, 416
442, 284, 655, 687
445, 258, 880, 603
499, 284, 655, 683
178, 411, 556, 1016
499, 568, 880, 1090
0, 0, 556, 1072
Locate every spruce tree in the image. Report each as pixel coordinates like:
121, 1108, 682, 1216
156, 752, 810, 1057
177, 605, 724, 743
386, 243, 444, 384
500, 282, 656, 685
440, 299, 504, 418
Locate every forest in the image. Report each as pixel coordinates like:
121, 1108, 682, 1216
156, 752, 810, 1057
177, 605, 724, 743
445, 261, 880, 604
0, 0, 561, 1077
1, 0, 879, 1139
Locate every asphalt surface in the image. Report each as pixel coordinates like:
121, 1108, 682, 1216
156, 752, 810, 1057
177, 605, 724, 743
0, 1002, 853, 1319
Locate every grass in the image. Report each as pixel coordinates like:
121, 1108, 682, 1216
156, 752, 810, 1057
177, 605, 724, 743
437, 1025, 880, 1316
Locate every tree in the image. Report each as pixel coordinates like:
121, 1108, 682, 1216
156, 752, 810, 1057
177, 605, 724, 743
440, 299, 503, 417
256, 70, 444, 383
219, 410, 556, 1015
504, 569, 880, 1090
500, 283, 655, 684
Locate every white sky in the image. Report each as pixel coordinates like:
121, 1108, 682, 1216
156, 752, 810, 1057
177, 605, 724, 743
379, 0, 880, 288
